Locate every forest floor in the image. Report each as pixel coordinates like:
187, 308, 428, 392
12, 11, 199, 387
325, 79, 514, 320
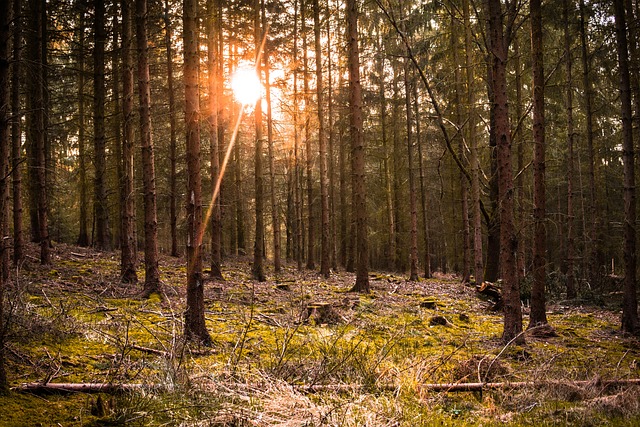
1, 243, 639, 426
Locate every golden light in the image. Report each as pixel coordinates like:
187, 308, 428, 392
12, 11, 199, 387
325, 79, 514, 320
231, 65, 262, 106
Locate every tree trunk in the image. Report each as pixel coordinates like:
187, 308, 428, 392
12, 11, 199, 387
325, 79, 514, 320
564, 0, 577, 300
327, 11, 337, 271
314, 0, 330, 278
207, 0, 223, 278
120, 0, 137, 284
529, 0, 548, 328
464, 0, 482, 284
452, 15, 470, 283
11, 0, 23, 266
184, 0, 211, 344
391, 66, 403, 273
514, 36, 525, 284
136, 0, 161, 297
302, 0, 315, 271
263, 0, 281, 274
26, 0, 49, 263
487, 0, 523, 343
614, 0, 639, 334
251, 0, 266, 282
167, 0, 179, 259
293, 0, 303, 270
346, 0, 369, 293
579, 0, 598, 283
75, 5, 89, 248
93, 0, 111, 252
405, 59, 419, 282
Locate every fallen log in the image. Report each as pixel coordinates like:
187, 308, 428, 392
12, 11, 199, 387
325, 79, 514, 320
14, 378, 640, 395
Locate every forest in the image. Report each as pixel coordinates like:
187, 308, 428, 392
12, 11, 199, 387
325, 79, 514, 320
0, 0, 639, 425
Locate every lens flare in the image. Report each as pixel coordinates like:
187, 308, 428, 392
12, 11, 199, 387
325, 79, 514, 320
231, 66, 262, 106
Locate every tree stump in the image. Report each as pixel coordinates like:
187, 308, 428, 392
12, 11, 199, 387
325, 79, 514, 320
302, 303, 341, 325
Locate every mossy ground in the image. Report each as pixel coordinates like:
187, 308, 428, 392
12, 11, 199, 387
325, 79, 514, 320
1, 243, 639, 426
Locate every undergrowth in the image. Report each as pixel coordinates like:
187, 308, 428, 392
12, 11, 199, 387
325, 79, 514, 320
1, 243, 639, 426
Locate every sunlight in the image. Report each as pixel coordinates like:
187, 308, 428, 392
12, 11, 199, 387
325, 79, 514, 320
231, 65, 262, 106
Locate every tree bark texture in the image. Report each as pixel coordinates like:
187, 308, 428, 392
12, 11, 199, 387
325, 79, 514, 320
184, 0, 211, 344
529, 0, 548, 327
347, 0, 369, 293
136, 0, 161, 296
167, 0, 180, 259
614, 0, 639, 334
11, 0, 23, 266
120, 0, 137, 284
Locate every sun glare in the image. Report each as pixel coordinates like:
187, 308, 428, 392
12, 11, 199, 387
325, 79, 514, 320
231, 66, 262, 106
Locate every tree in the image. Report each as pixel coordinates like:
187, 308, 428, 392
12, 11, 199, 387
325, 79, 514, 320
347, 0, 369, 293
487, 0, 522, 343
528, 0, 548, 328
404, 59, 419, 282
314, 0, 330, 278
75, 4, 89, 248
11, 0, 23, 266
167, 0, 180, 259
0, 0, 12, 393
26, 0, 49, 263
184, 0, 211, 344
251, 0, 266, 283
120, 0, 137, 284
614, 0, 639, 334
93, 0, 111, 251
207, 0, 223, 278
136, 0, 161, 297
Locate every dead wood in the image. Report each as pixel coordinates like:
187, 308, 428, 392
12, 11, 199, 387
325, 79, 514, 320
14, 378, 640, 395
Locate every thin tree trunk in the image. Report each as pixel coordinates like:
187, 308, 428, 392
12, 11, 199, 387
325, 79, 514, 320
252, 0, 266, 282
416, 96, 431, 279
314, 0, 330, 278
391, 66, 403, 273
76, 5, 89, 248
120, 0, 137, 284
302, 0, 315, 270
263, 0, 280, 274
529, 0, 548, 327
579, 0, 598, 282
514, 36, 525, 283
293, 0, 303, 270
327, 8, 337, 271
338, 73, 348, 270
405, 59, 419, 282
487, 0, 523, 343
93, 0, 111, 252
614, 0, 639, 334
112, 8, 122, 250
452, 15, 470, 283
464, 0, 482, 284
184, 0, 211, 344
166, 0, 179, 258
0, 0, 9, 390
346, 0, 369, 293
564, 0, 577, 300
136, 0, 161, 297
12, 0, 23, 266
207, 0, 223, 277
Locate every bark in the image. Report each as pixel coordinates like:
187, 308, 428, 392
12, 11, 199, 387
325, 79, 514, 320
112, 7, 122, 250
464, 0, 482, 284
11, 0, 23, 266
136, 0, 161, 297
405, 60, 418, 282
314, 0, 330, 278
207, 0, 223, 277
514, 36, 525, 283
251, 0, 266, 283
614, 0, 639, 334
120, 0, 137, 284
302, 0, 315, 271
487, 0, 523, 343
263, 0, 281, 274
529, 0, 548, 327
327, 12, 337, 271
93, 0, 111, 252
346, 0, 369, 293
26, 0, 49, 263
391, 66, 403, 272
184, 0, 211, 344
293, 0, 303, 270
167, 0, 179, 258
564, 0, 577, 300
75, 5, 88, 248
579, 0, 597, 282
0, 0, 10, 393
452, 15, 470, 283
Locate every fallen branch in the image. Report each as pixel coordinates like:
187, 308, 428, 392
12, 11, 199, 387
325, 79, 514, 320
14, 378, 640, 395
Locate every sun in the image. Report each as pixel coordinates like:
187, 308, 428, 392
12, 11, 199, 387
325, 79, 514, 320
231, 65, 262, 106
